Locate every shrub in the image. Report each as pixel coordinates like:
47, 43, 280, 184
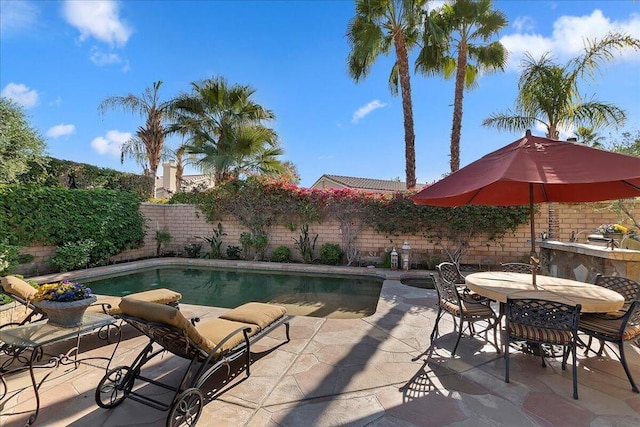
184, 243, 202, 258
271, 246, 291, 263
0, 240, 20, 275
226, 245, 242, 260
154, 229, 172, 256
50, 239, 97, 272
319, 243, 344, 265
201, 223, 226, 259
293, 224, 317, 263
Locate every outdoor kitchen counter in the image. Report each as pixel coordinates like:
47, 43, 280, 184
539, 240, 640, 282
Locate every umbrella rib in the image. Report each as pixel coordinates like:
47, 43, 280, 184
622, 180, 640, 192
466, 188, 483, 204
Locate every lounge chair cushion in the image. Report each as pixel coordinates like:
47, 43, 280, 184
122, 288, 182, 305
118, 298, 258, 356
1, 276, 36, 301
219, 302, 287, 329
196, 318, 259, 354
87, 288, 182, 315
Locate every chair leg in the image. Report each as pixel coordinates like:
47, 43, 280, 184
618, 341, 640, 393
452, 319, 465, 356
505, 332, 510, 383
571, 343, 578, 400
430, 308, 443, 344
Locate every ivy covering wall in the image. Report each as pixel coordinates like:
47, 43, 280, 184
0, 185, 146, 267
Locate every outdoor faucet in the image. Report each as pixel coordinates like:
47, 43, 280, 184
569, 230, 592, 243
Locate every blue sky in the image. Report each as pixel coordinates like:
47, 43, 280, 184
1, 0, 639, 188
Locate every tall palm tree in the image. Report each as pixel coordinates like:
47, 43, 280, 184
417, 0, 507, 172
346, 0, 427, 190
482, 33, 640, 138
99, 81, 168, 198
167, 77, 283, 184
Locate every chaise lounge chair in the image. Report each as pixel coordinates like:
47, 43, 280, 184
94, 299, 291, 427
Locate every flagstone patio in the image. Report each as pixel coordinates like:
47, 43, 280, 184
1, 270, 639, 426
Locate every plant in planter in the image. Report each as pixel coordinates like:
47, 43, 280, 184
32, 280, 97, 327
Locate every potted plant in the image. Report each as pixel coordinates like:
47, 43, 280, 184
31, 280, 97, 327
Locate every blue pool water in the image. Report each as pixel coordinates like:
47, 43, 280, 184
84, 266, 384, 318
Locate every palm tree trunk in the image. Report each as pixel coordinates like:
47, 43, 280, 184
394, 32, 416, 190
450, 42, 468, 172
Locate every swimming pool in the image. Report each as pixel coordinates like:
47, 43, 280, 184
83, 266, 384, 319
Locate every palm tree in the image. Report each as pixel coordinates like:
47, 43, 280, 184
99, 81, 168, 198
346, 0, 427, 190
417, 0, 507, 172
482, 33, 640, 139
167, 77, 283, 184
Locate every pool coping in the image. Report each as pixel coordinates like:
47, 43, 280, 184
27, 257, 434, 284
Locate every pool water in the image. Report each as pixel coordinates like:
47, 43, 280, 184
84, 266, 384, 318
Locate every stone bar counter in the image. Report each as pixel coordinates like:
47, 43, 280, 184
540, 240, 640, 283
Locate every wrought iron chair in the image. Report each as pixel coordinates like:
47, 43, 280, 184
592, 274, 640, 311
429, 272, 500, 356
579, 300, 640, 393
505, 298, 581, 399
500, 263, 538, 274
436, 262, 466, 286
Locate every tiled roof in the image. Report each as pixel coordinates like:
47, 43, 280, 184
311, 174, 424, 192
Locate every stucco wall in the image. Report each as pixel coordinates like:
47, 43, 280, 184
16, 201, 638, 275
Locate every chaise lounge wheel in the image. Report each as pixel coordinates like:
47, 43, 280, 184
167, 388, 203, 427
95, 366, 133, 408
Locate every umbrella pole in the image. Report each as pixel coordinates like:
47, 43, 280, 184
529, 183, 538, 288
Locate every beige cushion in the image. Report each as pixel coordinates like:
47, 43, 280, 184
1, 276, 36, 301
119, 298, 213, 352
121, 288, 182, 305
86, 295, 122, 314
219, 302, 287, 329
87, 289, 182, 315
196, 318, 259, 354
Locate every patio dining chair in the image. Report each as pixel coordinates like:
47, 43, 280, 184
505, 298, 581, 399
579, 300, 640, 393
592, 274, 640, 311
429, 272, 500, 356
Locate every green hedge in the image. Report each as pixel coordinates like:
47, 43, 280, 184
0, 185, 146, 267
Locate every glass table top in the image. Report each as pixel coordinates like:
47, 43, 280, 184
0, 312, 115, 348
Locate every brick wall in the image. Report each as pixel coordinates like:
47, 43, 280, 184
15, 201, 638, 274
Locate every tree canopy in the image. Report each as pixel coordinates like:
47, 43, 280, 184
0, 97, 47, 184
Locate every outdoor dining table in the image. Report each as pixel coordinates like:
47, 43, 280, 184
465, 271, 625, 313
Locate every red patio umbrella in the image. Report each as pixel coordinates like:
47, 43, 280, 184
411, 130, 640, 286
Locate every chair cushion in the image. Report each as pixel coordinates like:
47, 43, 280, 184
122, 288, 182, 305
1, 276, 36, 300
509, 324, 574, 345
88, 289, 182, 315
579, 315, 640, 341
196, 318, 259, 354
86, 295, 122, 314
119, 298, 213, 353
219, 302, 287, 330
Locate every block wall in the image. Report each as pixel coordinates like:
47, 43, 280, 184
15, 201, 638, 275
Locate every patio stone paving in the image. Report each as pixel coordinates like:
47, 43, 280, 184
1, 265, 639, 426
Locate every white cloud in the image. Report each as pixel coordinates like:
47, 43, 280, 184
502, 9, 640, 71
46, 124, 76, 139
0, 0, 39, 35
63, 0, 132, 47
533, 121, 574, 141
352, 100, 387, 124
90, 47, 122, 66
91, 130, 131, 156
512, 16, 535, 33
1, 82, 38, 108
